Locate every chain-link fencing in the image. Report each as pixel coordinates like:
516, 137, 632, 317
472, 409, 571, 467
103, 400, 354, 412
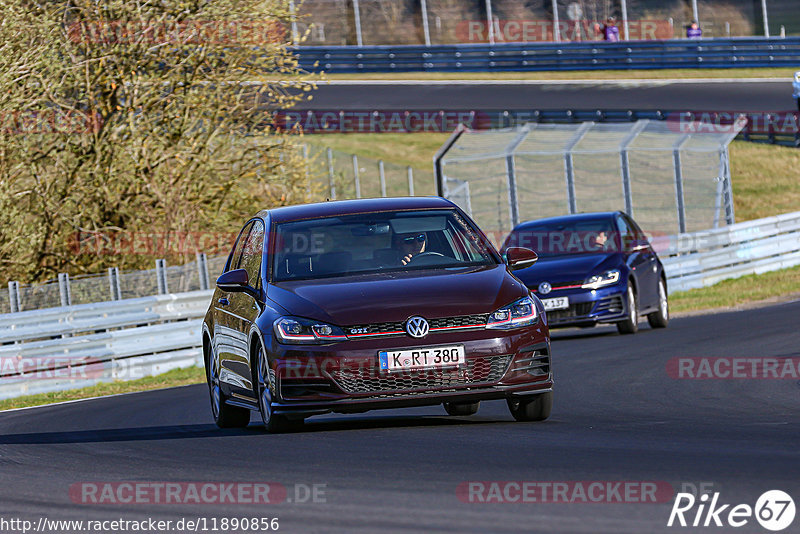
436, 118, 745, 247
293, 0, 795, 47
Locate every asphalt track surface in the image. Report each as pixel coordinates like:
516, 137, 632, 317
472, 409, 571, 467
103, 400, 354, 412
2, 299, 799, 533
306, 79, 793, 113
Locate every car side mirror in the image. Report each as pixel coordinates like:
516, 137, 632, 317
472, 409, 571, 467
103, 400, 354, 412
216, 268, 250, 292
504, 247, 538, 271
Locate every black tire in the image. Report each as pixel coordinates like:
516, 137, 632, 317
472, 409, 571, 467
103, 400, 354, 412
208, 345, 250, 428
507, 391, 553, 422
256, 344, 298, 433
443, 401, 480, 416
616, 284, 639, 335
647, 278, 669, 329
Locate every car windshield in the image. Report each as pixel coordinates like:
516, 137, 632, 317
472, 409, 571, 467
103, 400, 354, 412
504, 218, 619, 258
271, 209, 497, 281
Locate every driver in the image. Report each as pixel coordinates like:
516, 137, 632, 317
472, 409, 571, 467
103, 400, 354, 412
393, 232, 427, 265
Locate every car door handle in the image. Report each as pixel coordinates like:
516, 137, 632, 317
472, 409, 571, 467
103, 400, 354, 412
217, 298, 229, 306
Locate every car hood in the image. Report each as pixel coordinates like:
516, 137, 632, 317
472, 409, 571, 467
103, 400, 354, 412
514, 253, 621, 286
267, 264, 526, 326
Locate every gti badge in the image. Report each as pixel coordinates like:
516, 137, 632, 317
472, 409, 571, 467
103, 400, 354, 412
405, 316, 429, 338
538, 282, 552, 295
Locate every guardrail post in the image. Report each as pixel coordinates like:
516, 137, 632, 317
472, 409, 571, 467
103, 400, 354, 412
761, 0, 770, 38
407, 166, 415, 196
8, 281, 21, 313
352, 154, 361, 198
58, 273, 72, 307
156, 259, 168, 295
289, 0, 299, 45
721, 147, 735, 225
378, 160, 387, 197
108, 267, 122, 301
326, 148, 336, 199
197, 253, 210, 291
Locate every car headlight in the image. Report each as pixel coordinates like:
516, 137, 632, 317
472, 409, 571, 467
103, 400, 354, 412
274, 316, 348, 344
486, 296, 539, 330
581, 269, 621, 289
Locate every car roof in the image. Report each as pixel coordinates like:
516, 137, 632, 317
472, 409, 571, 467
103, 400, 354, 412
258, 197, 456, 223
513, 211, 621, 230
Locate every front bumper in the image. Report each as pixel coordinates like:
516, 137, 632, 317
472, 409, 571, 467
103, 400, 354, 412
266, 326, 552, 417
533, 283, 629, 328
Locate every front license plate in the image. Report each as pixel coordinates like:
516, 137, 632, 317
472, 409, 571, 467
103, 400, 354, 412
379, 345, 465, 372
541, 297, 569, 311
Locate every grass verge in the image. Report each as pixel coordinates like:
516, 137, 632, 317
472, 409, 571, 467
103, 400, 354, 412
0, 366, 206, 412
670, 264, 800, 313
319, 67, 797, 81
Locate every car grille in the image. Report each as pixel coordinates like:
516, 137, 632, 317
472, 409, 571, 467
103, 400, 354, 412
345, 313, 489, 339
533, 280, 583, 292
546, 302, 594, 324
330, 354, 513, 395
510, 349, 550, 377
595, 295, 624, 314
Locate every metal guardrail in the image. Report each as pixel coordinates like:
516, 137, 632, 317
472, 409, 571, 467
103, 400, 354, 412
659, 211, 800, 292
0, 291, 211, 400
296, 38, 800, 73
0, 210, 797, 400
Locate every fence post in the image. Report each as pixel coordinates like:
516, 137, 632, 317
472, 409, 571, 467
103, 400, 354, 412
761, 0, 770, 38
563, 122, 593, 215
108, 267, 122, 301
156, 259, 169, 295
326, 147, 336, 199
551, 0, 560, 42
58, 273, 72, 307
672, 134, 691, 234
621, 0, 630, 40
378, 160, 387, 197
197, 252, 210, 290
8, 281, 21, 313
420, 0, 431, 46
722, 147, 735, 225
485, 0, 495, 44
407, 166, 415, 196
353, 0, 364, 46
619, 120, 647, 218
289, 0, 300, 45
352, 154, 361, 198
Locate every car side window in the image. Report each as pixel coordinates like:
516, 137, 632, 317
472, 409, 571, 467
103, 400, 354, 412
240, 220, 265, 290
616, 215, 635, 250
226, 221, 254, 273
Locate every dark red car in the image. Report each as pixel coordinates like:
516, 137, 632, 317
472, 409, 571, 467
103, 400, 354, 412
202, 197, 553, 432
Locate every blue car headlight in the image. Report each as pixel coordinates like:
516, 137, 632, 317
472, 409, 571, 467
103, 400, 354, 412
486, 296, 539, 330
581, 269, 621, 290
274, 316, 348, 344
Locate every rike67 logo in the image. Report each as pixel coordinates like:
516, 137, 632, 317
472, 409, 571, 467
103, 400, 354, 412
668, 490, 795, 531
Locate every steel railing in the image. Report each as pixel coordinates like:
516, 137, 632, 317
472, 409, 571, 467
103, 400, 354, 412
296, 38, 800, 73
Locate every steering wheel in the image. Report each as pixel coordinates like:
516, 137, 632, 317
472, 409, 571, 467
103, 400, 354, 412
408, 251, 445, 264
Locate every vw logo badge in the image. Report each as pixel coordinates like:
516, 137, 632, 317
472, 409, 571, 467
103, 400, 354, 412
405, 316, 429, 338
538, 282, 552, 295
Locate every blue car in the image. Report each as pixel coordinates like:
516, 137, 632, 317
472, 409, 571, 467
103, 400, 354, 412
502, 211, 669, 334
